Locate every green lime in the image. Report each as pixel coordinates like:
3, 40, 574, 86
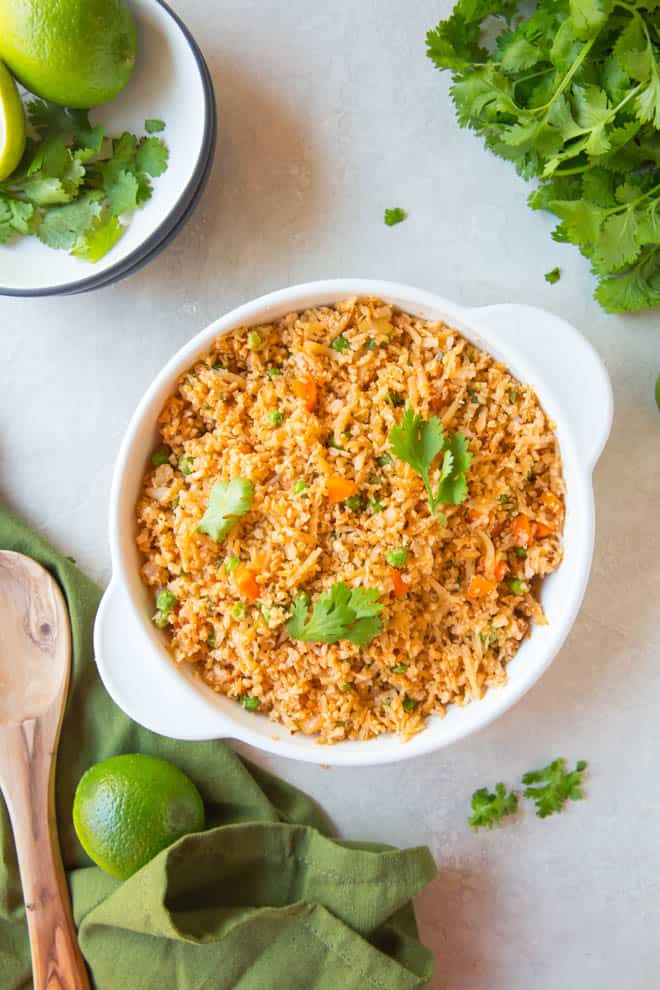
73, 754, 205, 880
0, 60, 25, 181
0, 0, 137, 109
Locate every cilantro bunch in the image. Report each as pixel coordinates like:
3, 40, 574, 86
427, 0, 660, 312
0, 100, 168, 261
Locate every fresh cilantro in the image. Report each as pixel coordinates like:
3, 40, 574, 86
286, 582, 384, 645
197, 478, 255, 542
389, 406, 472, 517
426, 1, 660, 312
0, 99, 168, 263
402, 695, 417, 712
384, 207, 406, 226
136, 136, 169, 177
145, 118, 166, 133
392, 663, 408, 673
522, 758, 588, 818
331, 335, 350, 352
545, 267, 561, 284
468, 784, 518, 831
0, 196, 34, 242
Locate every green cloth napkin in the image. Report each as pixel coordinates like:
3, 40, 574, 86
0, 508, 437, 989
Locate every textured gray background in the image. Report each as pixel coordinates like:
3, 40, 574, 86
1, 2, 659, 987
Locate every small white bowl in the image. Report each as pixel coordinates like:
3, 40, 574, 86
94, 280, 612, 766
0, 0, 216, 297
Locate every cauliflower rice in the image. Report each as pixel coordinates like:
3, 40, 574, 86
136, 298, 564, 743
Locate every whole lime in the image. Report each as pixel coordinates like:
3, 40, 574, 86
0, 0, 138, 109
0, 60, 26, 181
73, 754, 205, 880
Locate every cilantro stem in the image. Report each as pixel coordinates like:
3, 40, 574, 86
532, 35, 599, 119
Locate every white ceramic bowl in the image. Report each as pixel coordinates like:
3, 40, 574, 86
94, 279, 613, 766
0, 0, 216, 297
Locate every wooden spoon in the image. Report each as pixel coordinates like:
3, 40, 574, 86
0, 551, 90, 990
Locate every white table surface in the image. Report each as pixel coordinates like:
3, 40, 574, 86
2, 2, 659, 987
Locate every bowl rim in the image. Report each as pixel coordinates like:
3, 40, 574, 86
98, 279, 610, 765
0, 0, 217, 299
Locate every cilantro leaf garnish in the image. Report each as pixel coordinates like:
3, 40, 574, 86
545, 266, 561, 284
0, 99, 168, 263
286, 582, 384, 645
426, 0, 660, 312
389, 406, 472, 517
468, 784, 518, 831
522, 758, 588, 818
384, 207, 406, 226
145, 118, 166, 134
197, 478, 255, 543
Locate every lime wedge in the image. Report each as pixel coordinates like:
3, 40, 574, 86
0, 60, 25, 182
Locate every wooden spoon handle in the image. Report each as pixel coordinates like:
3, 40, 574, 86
1, 721, 90, 990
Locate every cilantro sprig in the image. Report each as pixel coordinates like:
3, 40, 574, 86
286, 582, 384, 645
0, 100, 168, 262
469, 784, 518, 831
427, 0, 660, 312
388, 406, 472, 520
522, 758, 588, 818
468, 758, 588, 830
197, 478, 255, 543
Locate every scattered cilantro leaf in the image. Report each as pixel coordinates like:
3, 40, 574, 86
522, 758, 588, 818
0, 197, 34, 243
426, 0, 660, 312
104, 168, 140, 216
389, 406, 472, 516
197, 478, 255, 542
286, 582, 384, 645
145, 118, 166, 133
468, 784, 518, 831
136, 136, 169, 177
384, 207, 406, 226
36, 193, 105, 252
545, 266, 561, 284
71, 212, 125, 263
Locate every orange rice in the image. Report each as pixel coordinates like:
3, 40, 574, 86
135, 298, 564, 743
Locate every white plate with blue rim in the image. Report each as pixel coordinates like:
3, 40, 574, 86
0, 0, 216, 297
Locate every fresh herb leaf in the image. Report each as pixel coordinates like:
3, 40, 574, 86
145, 118, 166, 133
286, 582, 384, 645
331, 335, 350, 352
136, 136, 169, 177
545, 266, 561, 284
384, 207, 406, 225
389, 406, 472, 516
197, 478, 255, 542
522, 758, 588, 818
468, 783, 518, 831
426, 0, 660, 312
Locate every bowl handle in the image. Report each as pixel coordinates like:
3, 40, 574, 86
93, 581, 230, 740
470, 303, 613, 470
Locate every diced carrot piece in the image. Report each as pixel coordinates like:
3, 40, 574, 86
534, 521, 554, 538
326, 474, 358, 504
542, 491, 562, 514
234, 564, 260, 601
494, 559, 509, 581
511, 513, 532, 547
292, 376, 318, 412
467, 575, 496, 600
389, 567, 411, 596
